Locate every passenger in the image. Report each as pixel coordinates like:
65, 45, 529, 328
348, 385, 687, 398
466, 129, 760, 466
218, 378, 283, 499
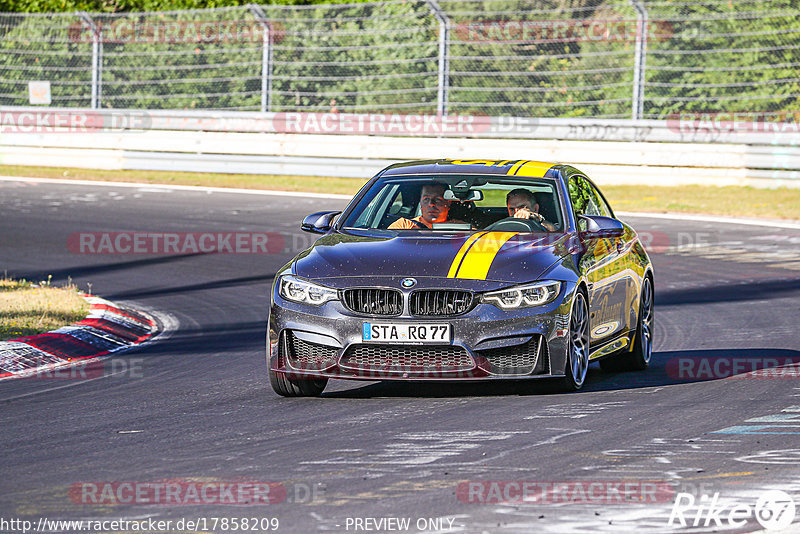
506, 188, 557, 231
389, 183, 466, 229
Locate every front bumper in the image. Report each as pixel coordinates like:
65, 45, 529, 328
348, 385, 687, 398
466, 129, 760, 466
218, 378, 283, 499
268, 281, 576, 381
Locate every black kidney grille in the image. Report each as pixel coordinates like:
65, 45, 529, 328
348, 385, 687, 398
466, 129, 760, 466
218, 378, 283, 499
342, 289, 402, 316
410, 290, 473, 316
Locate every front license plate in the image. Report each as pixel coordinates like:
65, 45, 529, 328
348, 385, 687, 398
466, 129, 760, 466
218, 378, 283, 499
362, 323, 451, 343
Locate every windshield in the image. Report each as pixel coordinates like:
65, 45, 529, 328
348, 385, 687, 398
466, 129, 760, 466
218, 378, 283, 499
342, 174, 563, 233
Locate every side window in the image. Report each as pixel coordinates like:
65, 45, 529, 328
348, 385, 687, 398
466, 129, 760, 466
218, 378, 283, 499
352, 184, 399, 228
389, 188, 405, 214
568, 175, 592, 230
570, 174, 615, 230
568, 175, 589, 215
583, 189, 603, 217
569, 174, 612, 219
390, 184, 419, 220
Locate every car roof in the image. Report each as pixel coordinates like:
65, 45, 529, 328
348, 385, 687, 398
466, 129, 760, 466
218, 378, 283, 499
380, 159, 560, 179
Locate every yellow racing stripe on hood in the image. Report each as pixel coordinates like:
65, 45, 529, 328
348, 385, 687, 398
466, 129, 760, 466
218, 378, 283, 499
452, 232, 518, 280
448, 231, 487, 278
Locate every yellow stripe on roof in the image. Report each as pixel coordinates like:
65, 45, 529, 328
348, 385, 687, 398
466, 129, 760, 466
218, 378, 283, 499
514, 161, 553, 177
453, 232, 518, 280
450, 160, 499, 166
506, 160, 526, 176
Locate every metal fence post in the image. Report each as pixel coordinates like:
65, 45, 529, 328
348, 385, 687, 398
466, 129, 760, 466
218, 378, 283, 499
629, 0, 648, 120
79, 12, 102, 109
425, 0, 449, 116
248, 4, 273, 113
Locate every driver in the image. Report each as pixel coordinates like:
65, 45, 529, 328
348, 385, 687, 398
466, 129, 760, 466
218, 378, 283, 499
506, 188, 557, 231
389, 183, 466, 229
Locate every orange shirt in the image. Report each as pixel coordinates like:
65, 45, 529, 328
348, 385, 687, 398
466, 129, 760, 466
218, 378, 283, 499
388, 216, 468, 230
388, 216, 428, 229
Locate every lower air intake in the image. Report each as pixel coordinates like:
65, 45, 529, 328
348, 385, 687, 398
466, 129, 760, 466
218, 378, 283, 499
284, 331, 338, 371
340, 344, 474, 374
475, 336, 546, 376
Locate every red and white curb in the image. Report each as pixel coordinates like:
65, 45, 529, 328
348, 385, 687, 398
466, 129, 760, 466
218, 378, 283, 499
0, 295, 160, 379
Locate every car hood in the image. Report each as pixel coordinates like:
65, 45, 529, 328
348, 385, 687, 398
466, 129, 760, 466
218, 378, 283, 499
293, 230, 572, 286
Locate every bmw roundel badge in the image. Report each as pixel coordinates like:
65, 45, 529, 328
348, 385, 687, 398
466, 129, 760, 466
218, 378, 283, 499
401, 278, 417, 288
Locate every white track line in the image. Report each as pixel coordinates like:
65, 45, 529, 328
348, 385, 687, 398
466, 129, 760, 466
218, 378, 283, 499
3, 175, 799, 229
616, 211, 800, 230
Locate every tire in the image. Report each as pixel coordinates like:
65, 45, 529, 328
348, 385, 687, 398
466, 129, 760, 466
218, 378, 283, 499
269, 367, 328, 397
560, 290, 590, 391
627, 275, 654, 370
599, 275, 654, 372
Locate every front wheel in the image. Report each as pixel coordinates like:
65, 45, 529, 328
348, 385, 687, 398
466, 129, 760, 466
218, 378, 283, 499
269, 367, 328, 397
560, 290, 590, 391
627, 275, 654, 370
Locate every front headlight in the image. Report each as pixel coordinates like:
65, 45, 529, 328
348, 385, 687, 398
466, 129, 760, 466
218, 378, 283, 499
482, 280, 561, 309
279, 275, 338, 306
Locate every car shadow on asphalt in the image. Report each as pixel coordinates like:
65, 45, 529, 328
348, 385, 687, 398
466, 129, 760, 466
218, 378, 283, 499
105, 273, 276, 299
578, 347, 800, 393
15, 253, 205, 283
140, 320, 268, 357
321, 348, 800, 398
656, 278, 800, 306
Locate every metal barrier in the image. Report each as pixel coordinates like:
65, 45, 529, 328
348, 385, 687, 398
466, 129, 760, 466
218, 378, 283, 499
1, 108, 799, 187
3, 107, 799, 144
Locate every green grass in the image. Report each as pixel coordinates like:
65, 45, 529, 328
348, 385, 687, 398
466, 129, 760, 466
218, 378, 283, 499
0, 165, 366, 196
2, 164, 800, 220
603, 185, 800, 221
0, 277, 89, 341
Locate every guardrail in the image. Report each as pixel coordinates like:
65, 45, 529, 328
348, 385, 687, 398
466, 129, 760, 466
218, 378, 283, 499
4, 107, 800, 144
2, 108, 799, 188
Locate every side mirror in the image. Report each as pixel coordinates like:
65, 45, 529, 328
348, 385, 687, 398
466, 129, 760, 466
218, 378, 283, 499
444, 189, 483, 202
578, 215, 624, 239
301, 211, 341, 234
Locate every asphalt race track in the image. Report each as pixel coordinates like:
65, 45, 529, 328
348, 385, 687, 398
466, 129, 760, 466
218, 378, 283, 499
2, 178, 800, 533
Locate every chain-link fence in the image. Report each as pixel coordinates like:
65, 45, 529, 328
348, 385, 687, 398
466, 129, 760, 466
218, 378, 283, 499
1, 0, 798, 119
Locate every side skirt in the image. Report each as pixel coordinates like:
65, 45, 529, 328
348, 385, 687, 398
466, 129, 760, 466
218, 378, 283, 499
589, 333, 633, 361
